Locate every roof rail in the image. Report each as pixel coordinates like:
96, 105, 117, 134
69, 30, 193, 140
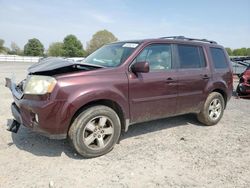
159, 36, 217, 44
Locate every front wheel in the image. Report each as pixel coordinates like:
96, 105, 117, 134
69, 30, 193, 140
197, 92, 225, 126
68, 105, 121, 158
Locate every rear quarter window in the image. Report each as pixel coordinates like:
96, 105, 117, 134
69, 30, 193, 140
210, 47, 228, 69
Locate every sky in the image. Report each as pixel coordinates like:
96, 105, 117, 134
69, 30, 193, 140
0, 0, 249, 49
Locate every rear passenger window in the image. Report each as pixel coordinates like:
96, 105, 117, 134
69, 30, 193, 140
177, 45, 206, 69
210, 48, 227, 69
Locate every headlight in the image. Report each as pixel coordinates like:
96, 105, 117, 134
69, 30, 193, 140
24, 75, 57, 95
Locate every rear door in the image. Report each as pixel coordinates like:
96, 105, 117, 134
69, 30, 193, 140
128, 43, 178, 123
175, 44, 211, 114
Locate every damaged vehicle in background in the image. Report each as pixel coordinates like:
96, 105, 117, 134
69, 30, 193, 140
6, 36, 233, 158
231, 57, 250, 96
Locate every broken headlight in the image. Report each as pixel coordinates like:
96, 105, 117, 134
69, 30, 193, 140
24, 75, 57, 95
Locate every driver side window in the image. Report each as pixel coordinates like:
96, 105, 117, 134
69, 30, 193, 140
134, 44, 172, 72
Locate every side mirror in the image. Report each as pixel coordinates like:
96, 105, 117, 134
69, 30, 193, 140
131, 61, 149, 73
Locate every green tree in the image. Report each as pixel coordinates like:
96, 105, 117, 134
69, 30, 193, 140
225, 48, 233, 56
0, 39, 6, 53
247, 48, 250, 56
233, 49, 240, 56
9, 42, 22, 55
24, 38, 44, 56
86, 29, 118, 54
47, 42, 64, 56
233, 48, 247, 56
240, 48, 247, 56
63, 35, 86, 57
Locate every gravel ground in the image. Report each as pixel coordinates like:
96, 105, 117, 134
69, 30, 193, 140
0, 62, 250, 188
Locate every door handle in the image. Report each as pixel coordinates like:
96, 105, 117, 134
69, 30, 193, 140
201, 74, 210, 80
165, 77, 174, 83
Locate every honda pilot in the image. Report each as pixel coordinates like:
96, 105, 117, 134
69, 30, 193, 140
6, 36, 233, 157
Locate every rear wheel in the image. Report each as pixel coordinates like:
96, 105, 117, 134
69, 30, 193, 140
68, 105, 121, 158
197, 92, 225, 126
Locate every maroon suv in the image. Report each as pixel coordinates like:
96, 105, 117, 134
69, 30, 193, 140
6, 36, 233, 157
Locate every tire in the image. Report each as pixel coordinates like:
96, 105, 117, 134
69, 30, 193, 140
236, 84, 246, 96
236, 84, 242, 95
197, 92, 225, 126
68, 105, 121, 158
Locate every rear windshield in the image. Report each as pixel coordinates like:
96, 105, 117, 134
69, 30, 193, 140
210, 47, 228, 69
83, 42, 139, 67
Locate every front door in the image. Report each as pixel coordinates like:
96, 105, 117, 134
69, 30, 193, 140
128, 43, 178, 123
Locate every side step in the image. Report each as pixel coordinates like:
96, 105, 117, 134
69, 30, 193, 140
7, 119, 20, 133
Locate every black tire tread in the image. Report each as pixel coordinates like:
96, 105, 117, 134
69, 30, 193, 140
197, 92, 225, 126
68, 105, 121, 158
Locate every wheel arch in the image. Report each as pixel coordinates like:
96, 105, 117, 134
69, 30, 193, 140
211, 88, 227, 108
68, 99, 126, 134
207, 79, 229, 109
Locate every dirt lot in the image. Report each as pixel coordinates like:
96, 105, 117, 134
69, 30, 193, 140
0, 62, 249, 188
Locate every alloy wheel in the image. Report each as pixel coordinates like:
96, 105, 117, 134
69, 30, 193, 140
208, 98, 222, 121
83, 116, 114, 150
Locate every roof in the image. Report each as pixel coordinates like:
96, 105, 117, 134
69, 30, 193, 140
112, 36, 221, 47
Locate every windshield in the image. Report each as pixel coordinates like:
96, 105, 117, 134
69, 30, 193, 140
83, 42, 139, 67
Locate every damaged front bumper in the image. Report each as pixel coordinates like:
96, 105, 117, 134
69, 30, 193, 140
239, 83, 250, 94
5, 77, 23, 99
5, 78, 67, 139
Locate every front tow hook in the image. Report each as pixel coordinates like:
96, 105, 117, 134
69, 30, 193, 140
7, 119, 20, 133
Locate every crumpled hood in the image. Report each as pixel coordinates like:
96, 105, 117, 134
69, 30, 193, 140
27, 57, 104, 76
28, 57, 79, 73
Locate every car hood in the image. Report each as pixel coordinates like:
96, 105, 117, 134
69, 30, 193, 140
28, 57, 80, 73
28, 57, 104, 75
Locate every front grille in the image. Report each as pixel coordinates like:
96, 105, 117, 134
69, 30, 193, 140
16, 80, 25, 94
16, 86, 23, 95
11, 102, 21, 123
